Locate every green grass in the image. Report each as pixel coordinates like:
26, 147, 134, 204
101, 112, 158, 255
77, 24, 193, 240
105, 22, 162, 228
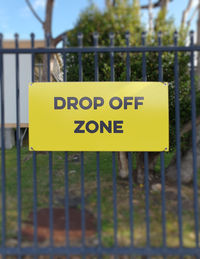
0, 146, 199, 252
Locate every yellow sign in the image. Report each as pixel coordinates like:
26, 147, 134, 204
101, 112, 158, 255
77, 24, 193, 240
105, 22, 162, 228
29, 82, 169, 151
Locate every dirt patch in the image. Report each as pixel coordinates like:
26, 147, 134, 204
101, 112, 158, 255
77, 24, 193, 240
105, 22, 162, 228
22, 207, 96, 245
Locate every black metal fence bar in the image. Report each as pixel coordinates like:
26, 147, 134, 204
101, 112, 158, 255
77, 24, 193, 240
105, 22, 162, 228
15, 34, 22, 257
31, 33, 38, 256
126, 32, 131, 81
77, 33, 86, 259
190, 31, 200, 254
62, 37, 70, 256
158, 32, 167, 254
46, 35, 54, 255
112, 152, 118, 249
94, 32, 103, 259
128, 152, 134, 247
94, 32, 99, 82
142, 33, 151, 253
64, 152, 70, 246
158, 32, 168, 259
62, 35, 67, 82
174, 32, 183, 252
126, 32, 134, 248
109, 33, 118, 256
80, 151, 86, 257
96, 152, 102, 256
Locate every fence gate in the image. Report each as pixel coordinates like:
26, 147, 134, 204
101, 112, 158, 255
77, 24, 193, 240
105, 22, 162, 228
0, 31, 200, 258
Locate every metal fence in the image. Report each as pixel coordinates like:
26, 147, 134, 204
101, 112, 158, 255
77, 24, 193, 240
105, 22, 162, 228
0, 31, 200, 258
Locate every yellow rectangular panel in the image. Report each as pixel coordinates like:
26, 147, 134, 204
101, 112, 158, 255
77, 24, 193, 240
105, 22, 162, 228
29, 82, 169, 151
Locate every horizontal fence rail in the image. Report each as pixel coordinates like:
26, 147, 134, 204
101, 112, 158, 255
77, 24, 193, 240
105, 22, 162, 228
0, 45, 200, 54
0, 31, 200, 258
1, 246, 200, 256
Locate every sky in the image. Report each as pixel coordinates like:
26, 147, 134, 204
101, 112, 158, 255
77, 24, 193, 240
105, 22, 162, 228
0, 0, 199, 41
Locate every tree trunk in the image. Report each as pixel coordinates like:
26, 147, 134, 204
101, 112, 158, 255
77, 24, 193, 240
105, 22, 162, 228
118, 152, 129, 178
160, 0, 170, 9
42, 0, 55, 82
118, 151, 159, 182
148, 0, 153, 34
167, 124, 200, 184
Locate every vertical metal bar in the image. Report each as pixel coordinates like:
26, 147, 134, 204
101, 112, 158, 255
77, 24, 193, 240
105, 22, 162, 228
158, 31, 167, 252
31, 33, 35, 82
144, 152, 150, 252
174, 31, 183, 250
0, 33, 6, 255
93, 32, 102, 257
62, 35, 67, 82
64, 152, 70, 255
47, 34, 51, 82
38, 64, 41, 81
94, 32, 99, 82
46, 34, 54, 251
142, 32, 150, 249
48, 151, 53, 248
125, 31, 134, 247
78, 32, 83, 82
128, 152, 134, 246
78, 33, 86, 256
158, 31, 163, 81
80, 151, 86, 250
125, 31, 131, 81
96, 152, 102, 250
110, 32, 115, 82
31, 33, 38, 252
112, 152, 118, 247
64, 152, 70, 246
15, 34, 22, 256
109, 33, 118, 252
142, 32, 147, 81
190, 31, 199, 251
62, 36, 70, 257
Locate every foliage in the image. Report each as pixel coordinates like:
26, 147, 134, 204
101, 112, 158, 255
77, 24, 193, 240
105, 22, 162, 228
65, 0, 193, 151
68, 0, 142, 46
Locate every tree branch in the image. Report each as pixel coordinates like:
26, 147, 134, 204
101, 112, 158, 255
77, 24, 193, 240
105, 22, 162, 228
148, 116, 200, 170
141, 0, 173, 9
148, 0, 153, 34
141, 0, 161, 9
181, 115, 200, 136
52, 31, 68, 46
25, 0, 44, 24
187, 5, 199, 27
181, 0, 194, 28
44, 0, 54, 38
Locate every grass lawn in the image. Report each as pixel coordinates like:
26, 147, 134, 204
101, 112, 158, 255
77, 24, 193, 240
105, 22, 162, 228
0, 146, 199, 257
